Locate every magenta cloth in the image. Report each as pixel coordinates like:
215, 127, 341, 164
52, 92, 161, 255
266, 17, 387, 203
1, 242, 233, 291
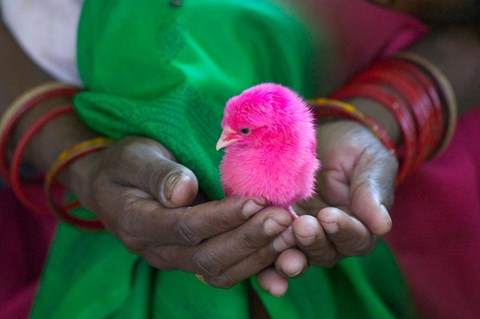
319, 0, 428, 82
387, 107, 480, 319
0, 187, 56, 319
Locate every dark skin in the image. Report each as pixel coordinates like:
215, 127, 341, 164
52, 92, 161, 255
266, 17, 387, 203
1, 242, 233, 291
2, 0, 480, 305
0, 20, 294, 291
367, 0, 480, 26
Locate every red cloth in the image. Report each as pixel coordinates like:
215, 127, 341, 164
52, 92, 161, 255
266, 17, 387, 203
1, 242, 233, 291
0, 188, 56, 319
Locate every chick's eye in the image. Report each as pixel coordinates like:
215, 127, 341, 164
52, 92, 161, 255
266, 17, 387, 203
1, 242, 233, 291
239, 128, 250, 135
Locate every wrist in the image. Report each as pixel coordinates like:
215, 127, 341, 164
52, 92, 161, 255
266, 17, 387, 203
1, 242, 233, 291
44, 137, 112, 230
345, 98, 401, 145
63, 146, 104, 210
313, 53, 455, 183
12, 96, 98, 171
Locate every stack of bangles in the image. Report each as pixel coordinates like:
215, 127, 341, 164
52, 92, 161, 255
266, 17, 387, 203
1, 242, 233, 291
0, 82, 111, 230
310, 52, 457, 183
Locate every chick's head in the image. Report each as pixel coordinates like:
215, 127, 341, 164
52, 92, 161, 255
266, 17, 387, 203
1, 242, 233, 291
216, 83, 304, 150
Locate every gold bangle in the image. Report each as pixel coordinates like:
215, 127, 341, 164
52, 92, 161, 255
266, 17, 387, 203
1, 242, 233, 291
0, 82, 79, 137
0, 82, 79, 180
44, 137, 114, 230
195, 274, 209, 285
309, 97, 396, 155
394, 52, 458, 158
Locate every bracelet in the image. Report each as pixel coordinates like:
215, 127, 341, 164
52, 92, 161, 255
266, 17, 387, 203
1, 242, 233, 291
332, 83, 417, 183
394, 52, 458, 158
10, 105, 75, 215
0, 82, 79, 181
44, 137, 114, 230
352, 64, 437, 166
309, 98, 396, 155
379, 58, 444, 153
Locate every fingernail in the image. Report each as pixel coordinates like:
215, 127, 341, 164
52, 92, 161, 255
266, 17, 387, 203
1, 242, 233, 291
380, 204, 391, 221
380, 204, 392, 230
298, 234, 317, 246
164, 172, 182, 201
286, 265, 307, 278
272, 227, 294, 252
242, 199, 264, 218
272, 237, 287, 252
322, 222, 339, 235
264, 218, 285, 236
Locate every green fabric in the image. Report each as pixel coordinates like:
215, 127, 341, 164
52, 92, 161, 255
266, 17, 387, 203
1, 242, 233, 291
31, 1, 416, 318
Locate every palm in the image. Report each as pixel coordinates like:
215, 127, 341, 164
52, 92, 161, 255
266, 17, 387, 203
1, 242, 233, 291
298, 120, 397, 218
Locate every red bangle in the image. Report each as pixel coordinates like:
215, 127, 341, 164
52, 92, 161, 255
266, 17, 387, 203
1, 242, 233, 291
353, 64, 435, 166
0, 83, 79, 182
395, 53, 457, 159
381, 59, 444, 148
10, 105, 75, 214
309, 98, 396, 155
333, 83, 417, 183
44, 137, 113, 231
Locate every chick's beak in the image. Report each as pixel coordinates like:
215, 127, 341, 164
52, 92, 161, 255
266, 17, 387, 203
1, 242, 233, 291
216, 126, 238, 151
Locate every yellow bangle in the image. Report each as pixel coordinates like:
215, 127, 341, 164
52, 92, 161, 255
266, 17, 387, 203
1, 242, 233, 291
309, 97, 396, 155
395, 52, 458, 158
195, 274, 209, 285
44, 137, 114, 230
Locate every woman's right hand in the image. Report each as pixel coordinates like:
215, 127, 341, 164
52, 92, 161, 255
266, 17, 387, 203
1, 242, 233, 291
67, 136, 293, 289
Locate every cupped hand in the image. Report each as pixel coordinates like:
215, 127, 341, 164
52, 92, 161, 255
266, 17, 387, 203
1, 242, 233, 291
67, 136, 293, 288
267, 120, 398, 290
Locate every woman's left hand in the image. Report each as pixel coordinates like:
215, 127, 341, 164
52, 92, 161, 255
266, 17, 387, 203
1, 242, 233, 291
257, 120, 397, 295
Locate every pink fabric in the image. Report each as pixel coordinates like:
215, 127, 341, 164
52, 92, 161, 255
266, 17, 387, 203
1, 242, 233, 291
387, 107, 480, 319
318, 0, 428, 83
0, 187, 56, 319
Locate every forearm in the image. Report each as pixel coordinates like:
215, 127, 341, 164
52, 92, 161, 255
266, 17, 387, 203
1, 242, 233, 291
367, 0, 480, 26
0, 20, 98, 195
405, 26, 480, 115
0, 21, 51, 104
339, 25, 480, 146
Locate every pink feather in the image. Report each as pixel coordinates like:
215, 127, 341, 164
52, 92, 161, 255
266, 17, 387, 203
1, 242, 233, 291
216, 83, 320, 219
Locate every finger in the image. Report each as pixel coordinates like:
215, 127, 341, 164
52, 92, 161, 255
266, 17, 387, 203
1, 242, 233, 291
274, 248, 308, 278
148, 207, 292, 278
207, 244, 283, 289
292, 215, 339, 267
145, 241, 281, 289
118, 196, 266, 248
257, 267, 289, 297
317, 207, 377, 256
349, 145, 396, 235
104, 137, 198, 208
350, 180, 393, 236
205, 226, 297, 288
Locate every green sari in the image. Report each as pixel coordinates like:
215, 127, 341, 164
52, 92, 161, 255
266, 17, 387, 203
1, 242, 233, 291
31, 1, 416, 318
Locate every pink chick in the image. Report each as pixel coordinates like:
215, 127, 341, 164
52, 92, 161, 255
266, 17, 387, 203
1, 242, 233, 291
216, 83, 320, 220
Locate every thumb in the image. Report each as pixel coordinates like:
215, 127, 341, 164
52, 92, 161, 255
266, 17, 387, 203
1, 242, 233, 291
156, 163, 198, 208
108, 137, 199, 208
351, 183, 392, 236
350, 151, 396, 236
